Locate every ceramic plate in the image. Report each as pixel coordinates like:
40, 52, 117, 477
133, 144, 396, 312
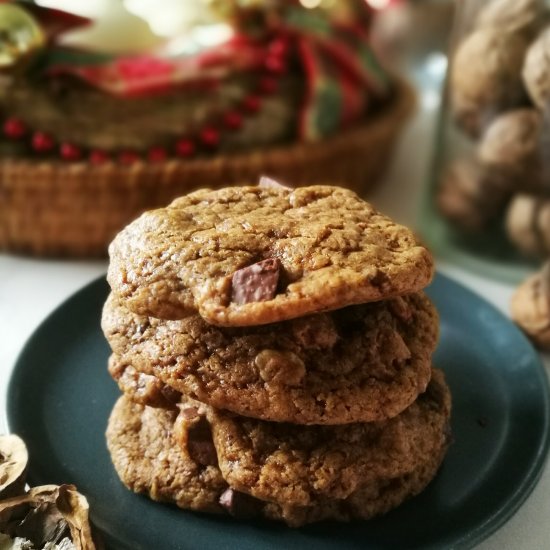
7, 274, 550, 550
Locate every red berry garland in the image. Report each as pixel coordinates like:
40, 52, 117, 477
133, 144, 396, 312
60, 143, 82, 161
0, 38, 291, 164
224, 111, 243, 130
31, 132, 55, 153
147, 146, 168, 163
243, 95, 261, 113
118, 150, 140, 165
200, 127, 220, 148
89, 149, 109, 164
3, 118, 26, 139
258, 76, 278, 94
175, 138, 195, 158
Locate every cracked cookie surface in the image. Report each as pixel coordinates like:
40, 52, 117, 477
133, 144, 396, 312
205, 368, 451, 507
106, 396, 226, 513
106, 370, 450, 526
103, 292, 438, 424
107, 185, 434, 326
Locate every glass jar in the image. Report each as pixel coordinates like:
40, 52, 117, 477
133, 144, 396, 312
423, 0, 550, 282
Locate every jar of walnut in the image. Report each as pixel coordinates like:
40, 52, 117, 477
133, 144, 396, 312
429, 0, 550, 272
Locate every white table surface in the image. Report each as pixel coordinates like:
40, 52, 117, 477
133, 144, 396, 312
1, 78, 549, 549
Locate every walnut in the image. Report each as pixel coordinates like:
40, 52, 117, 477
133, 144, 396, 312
478, 108, 545, 194
0, 434, 27, 499
451, 28, 529, 137
0, 484, 98, 550
505, 194, 550, 257
437, 157, 510, 231
523, 26, 550, 109
0, 436, 98, 549
511, 261, 550, 348
476, 0, 547, 36
108, 358, 180, 409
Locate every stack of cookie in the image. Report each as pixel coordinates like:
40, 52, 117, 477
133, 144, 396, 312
102, 182, 451, 526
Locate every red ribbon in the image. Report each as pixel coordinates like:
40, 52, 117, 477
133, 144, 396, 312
46, 35, 269, 97
29, 2, 388, 141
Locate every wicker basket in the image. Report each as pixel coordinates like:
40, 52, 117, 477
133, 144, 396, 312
0, 78, 415, 257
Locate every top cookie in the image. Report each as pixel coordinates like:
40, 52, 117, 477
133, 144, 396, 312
107, 185, 434, 326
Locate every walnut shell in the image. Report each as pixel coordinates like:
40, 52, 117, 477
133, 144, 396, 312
437, 157, 510, 231
0, 434, 27, 499
451, 28, 529, 137
523, 26, 550, 110
0, 484, 99, 550
506, 193, 550, 257
511, 261, 550, 348
476, 0, 547, 36
478, 108, 546, 193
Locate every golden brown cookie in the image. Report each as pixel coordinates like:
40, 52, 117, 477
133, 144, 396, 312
103, 292, 438, 424
266, 446, 448, 527
107, 360, 182, 410
108, 366, 450, 506
107, 185, 434, 326
197, 369, 451, 507
106, 397, 226, 514
106, 375, 451, 527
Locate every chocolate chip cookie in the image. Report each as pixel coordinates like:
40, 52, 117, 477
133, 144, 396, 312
106, 396, 226, 514
103, 292, 437, 424
205, 368, 451, 507
107, 185, 434, 326
113, 368, 450, 508
106, 369, 450, 526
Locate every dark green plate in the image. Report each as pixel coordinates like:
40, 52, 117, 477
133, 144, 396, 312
7, 274, 550, 550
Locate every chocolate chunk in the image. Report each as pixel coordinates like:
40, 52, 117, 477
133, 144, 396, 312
370, 269, 389, 287
160, 384, 182, 406
16, 502, 69, 547
218, 489, 262, 519
187, 416, 218, 467
231, 258, 281, 305
116, 364, 179, 409
258, 176, 292, 190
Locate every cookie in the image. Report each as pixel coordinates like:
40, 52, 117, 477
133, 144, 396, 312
205, 369, 450, 507
265, 446, 447, 526
114, 368, 451, 508
106, 396, 226, 514
106, 388, 450, 526
107, 185, 434, 326
107, 360, 181, 410
103, 292, 438, 424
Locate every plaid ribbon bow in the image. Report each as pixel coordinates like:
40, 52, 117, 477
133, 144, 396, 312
10, 1, 390, 141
